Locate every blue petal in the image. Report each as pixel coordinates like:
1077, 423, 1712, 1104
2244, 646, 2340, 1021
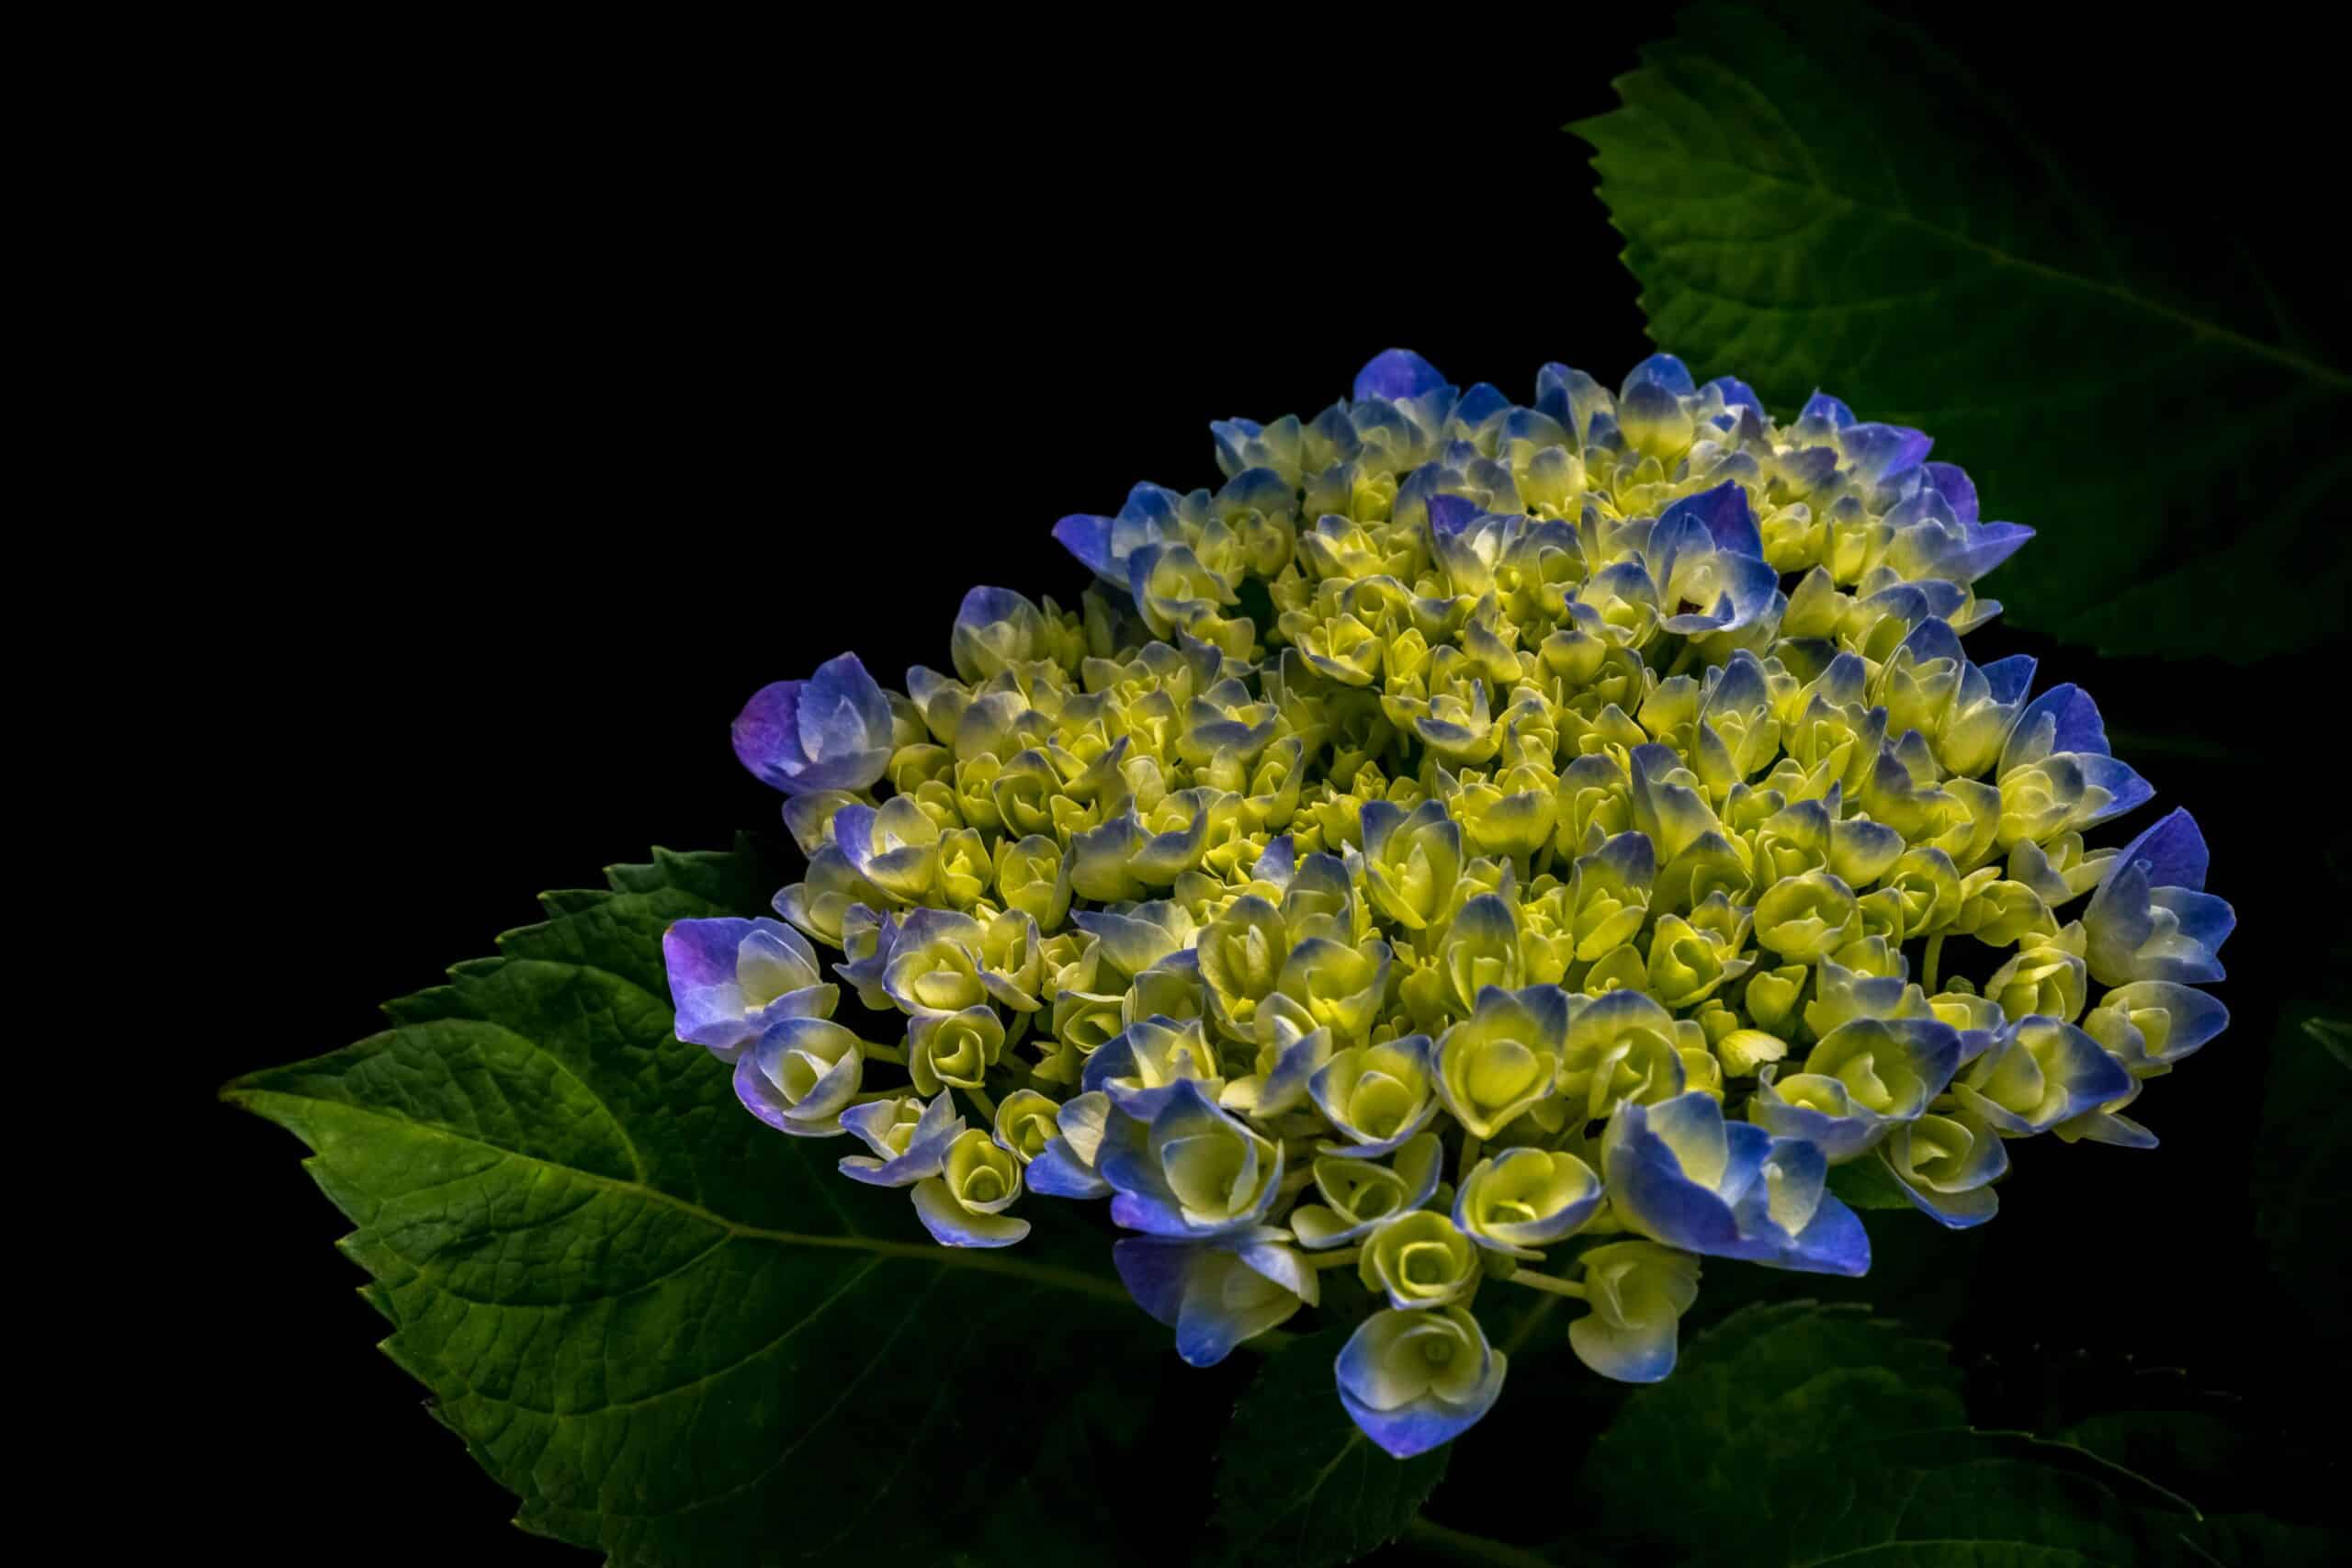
2076, 755, 2154, 825
2106, 807, 2210, 893
1703, 375, 1765, 417
1588, 828, 1658, 886
1533, 363, 1611, 441
1218, 466, 1293, 514
1024, 1137, 1113, 1198
1748, 1091, 1880, 1164
1840, 422, 1933, 486
1357, 798, 1407, 859
2013, 682, 2112, 761
1902, 1175, 2000, 1230
1426, 492, 1481, 540
1979, 654, 2037, 705
1052, 513, 1117, 581
1454, 382, 1512, 426
1659, 479, 1764, 558
911, 1179, 1030, 1248
1622, 352, 1697, 399
1334, 1313, 1506, 1459
2129, 984, 2230, 1059
1603, 1099, 1745, 1254
1111, 1235, 1193, 1326
2064, 1032, 2138, 1111
663, 917, 767, 1052
1801, 389, 1856, 430
1354, 348, 1450, 402
805, 652, 891, 743
1923, 461, 1980, 524
1899, 616, 1965, 669
1942, 522, 2034, 582
1336, 1391, 1496, 1460
2164, 887, 2235, 951
1775, 1190, 1871, 1274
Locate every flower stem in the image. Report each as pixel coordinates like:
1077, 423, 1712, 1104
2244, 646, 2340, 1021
1923, 934, 1946, 994
962, 1084, 998, 1121
1503, 1269, 1587, 1299
1310, 1247, 1362, 1269
1458, 1134, 1483, 1182
862, 1043, 907, 1066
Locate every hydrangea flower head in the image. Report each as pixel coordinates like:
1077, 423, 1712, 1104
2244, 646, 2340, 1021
666, 348, 2233, 1456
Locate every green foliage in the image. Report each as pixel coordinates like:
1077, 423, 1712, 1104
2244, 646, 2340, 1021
1572, 1302, 1968, 1559
1378, 1303, 2227, 1567
231, 846, 2304, 1566
226, 843, 1173, 1566
1572, 1, 2349, 660
1209, 1325, 1450, 1568
1824, 1154, 1913, 1211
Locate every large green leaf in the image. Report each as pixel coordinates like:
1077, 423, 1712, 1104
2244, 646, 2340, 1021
1571, 1, 2349, 660
1715, 1427, 2204, 1568
1207, 1325, 1450, 1568
2057, 1406, 2340, 1564
1574, 1302, 1967, 1559
1397, 1303, 2206, 1567
224, 842, 1167, 1566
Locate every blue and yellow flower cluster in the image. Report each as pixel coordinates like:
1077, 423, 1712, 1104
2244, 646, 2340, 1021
665, 349, 2233, 1457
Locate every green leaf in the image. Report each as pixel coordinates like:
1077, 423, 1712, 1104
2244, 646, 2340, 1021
1414, 1303, 2208, 1567
1712, 1427, 2203, 1568
2251, 1001, 2352, 1356
1572, 1, 2350, 660
2176, 1514, 2341, 1568
2054, 1404, 2338, 1559
1207, 1325, 1449, 1568
224, 843, 1161, 1567
1575, 1302, 1966, 1558
1825, 1154, 1913, 1211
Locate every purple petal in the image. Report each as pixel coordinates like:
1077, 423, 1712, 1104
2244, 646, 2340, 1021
731, 681, 811, 790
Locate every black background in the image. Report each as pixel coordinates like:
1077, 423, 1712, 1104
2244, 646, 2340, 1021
197, 9, 2347, 1563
